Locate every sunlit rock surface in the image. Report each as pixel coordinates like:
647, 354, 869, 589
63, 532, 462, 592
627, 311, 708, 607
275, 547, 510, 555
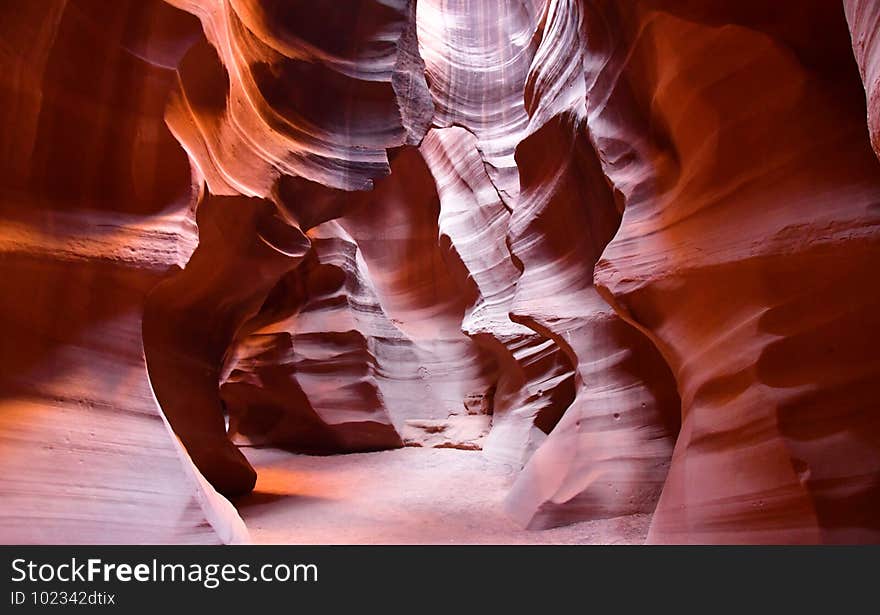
1, 0, 878, 544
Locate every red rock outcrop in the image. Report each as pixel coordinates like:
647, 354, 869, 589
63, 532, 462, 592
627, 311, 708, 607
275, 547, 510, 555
2, 0, 879, 544
504, 111, 680, 530
0, 0, 246, 543
419, 126, 577, 464
587, 1, 880, 543
847, 0, 880, 162
163, 0, 432, 193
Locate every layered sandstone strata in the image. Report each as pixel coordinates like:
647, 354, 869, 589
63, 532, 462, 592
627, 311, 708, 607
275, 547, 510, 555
586, 0, 880, 543
0, 0, 246, 543
1, 0, 878, 544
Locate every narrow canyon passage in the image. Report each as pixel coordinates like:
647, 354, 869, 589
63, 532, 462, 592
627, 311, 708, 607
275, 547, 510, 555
1, 0, 879, 546
235, 447, 650, 544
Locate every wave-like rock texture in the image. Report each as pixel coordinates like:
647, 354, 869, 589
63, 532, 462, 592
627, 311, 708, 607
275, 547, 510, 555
417, 0, 542, 204
2, 0, 880, 544
0, 0, 247, 543
164, 0, 432, 194
847, 0, 880, 161
220, 228, 403, 454
419, 126, 577, 464
498, 0, 679, 528
588, 1, 880, 543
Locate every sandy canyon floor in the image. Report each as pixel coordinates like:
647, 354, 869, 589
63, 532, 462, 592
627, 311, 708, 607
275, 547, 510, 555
235, 447, 650, 545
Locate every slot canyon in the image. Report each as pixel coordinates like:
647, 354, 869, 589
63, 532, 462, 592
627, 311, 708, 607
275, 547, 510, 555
1, 0, 879, 544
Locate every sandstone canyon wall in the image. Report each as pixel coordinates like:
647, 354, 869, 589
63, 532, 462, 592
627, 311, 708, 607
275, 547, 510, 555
0, 0, 878, 544
0, 0, 247, 543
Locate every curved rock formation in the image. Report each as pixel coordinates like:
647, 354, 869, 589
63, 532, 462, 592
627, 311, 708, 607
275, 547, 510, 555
220, 236, 402, 454
417, 0, 540, 203
847, 0, 880, 161
143, 192, 310, 495
420, 126, 577, 464
0, 0, 246, 543
587, 0, 880, 543
504, 115, 680, 529
164, 0, 432, 193
2, 0, 879, 544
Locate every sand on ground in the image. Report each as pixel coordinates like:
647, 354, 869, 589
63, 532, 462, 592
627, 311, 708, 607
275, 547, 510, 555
234, 447, 650, 545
